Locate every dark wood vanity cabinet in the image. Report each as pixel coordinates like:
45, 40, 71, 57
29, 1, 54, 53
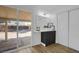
41, 31, 56, 46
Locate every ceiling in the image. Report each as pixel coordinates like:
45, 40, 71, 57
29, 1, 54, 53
6, 5, 79, 15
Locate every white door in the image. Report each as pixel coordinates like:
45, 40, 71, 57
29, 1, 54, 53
58, 12, 68, 47
69, 9, 79, 51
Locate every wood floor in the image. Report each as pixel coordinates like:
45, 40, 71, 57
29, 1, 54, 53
13, 44, 79, 53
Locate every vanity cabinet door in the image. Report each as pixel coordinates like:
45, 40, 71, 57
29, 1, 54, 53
41, 31, 55, 46
49, 31, 55, 43
41, 32, 49, 45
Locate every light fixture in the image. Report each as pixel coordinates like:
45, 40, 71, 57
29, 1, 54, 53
38, 10, 50, 18
37, 10, 56, 19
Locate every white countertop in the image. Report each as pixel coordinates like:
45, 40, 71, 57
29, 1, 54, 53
34, 29, 55, 32
34, 27, 55, 32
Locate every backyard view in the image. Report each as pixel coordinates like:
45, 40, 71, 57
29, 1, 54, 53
0, 20, 31, 52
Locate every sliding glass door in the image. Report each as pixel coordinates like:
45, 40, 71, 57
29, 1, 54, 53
7, 20, 17, 49
0, 20, 5, 41
0, 19, 31, 52
0, 20, 6, 52
18, 21, 31, 47
0, 20, 18, 52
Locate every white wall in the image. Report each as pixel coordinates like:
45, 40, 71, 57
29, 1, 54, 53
57, 8, 79, 51
31, 6, 79, 50
37, 16, 57, 31
69, 9, 79, 51
57, 12, 69, 47
32, 13, 57, 46
32, 14, 41, 46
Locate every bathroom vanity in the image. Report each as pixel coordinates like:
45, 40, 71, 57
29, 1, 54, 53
35, 22, 56, 46
41, 31, 56, 46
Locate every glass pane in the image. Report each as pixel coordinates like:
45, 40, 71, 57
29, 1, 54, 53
0, 20, 6, 52
7, 20, 17, 50
0, 20, 5, 41
18, 21, 31, 47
